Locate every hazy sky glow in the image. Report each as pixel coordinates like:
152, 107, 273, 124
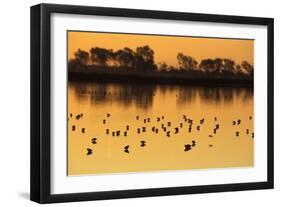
68, 31, 254, 67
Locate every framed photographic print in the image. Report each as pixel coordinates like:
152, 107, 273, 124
30, 3, 274, 203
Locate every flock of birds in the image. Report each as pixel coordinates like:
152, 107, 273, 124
68, 112, 254, 156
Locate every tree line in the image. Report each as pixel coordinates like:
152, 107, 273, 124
69, 45, 254, 76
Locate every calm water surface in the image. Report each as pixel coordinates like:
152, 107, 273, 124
68, 82, 254, 175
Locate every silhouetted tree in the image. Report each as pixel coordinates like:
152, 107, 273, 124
114, 47, 135, 68
223, 59, 235, 73
90, 47, 113, 66
214, 58, 223, 73
158, 62, 168, 71
241, 61, 254, 75
74, 49, 89, 65
135, 45, 156, 71
177, 53, 198, 71
199, 59, 215, 72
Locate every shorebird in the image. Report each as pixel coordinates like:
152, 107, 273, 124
232, 121, 236, 125
103, 119, 106, 124
72, 125, 75, 131
106, 129, 109, 134
140, 140, 146, 147
197, 125, 200, 131
124, 145, 130, 153
82, 128, 85, 133
246, 129, 249, 134
136, 116, 139, 120
106, 113, 110, 117
192, 140, 196, 147
184, 144, 192, 152
236, 131, 239, 137
124, 131, 127, 136
126, 125, 129, 130
86, 148, 92, 155
237, 119, 241, 125
91, 138, 97, 144
70, 113, 73, 118
200, 118, 204, 124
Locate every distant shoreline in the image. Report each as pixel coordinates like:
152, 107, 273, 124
68, 69, 253, 88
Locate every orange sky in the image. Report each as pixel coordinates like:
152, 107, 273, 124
68, 31, 254, 67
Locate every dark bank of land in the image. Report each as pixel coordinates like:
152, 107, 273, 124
68, 45, 254, 87
68, 66, 253, 87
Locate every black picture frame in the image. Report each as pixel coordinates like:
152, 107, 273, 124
30, 3, 274, 204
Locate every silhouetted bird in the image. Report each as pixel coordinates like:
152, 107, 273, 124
142, 127, 146, 132
184, 144, 192, 152
155, 128, 159, 133
252, 132, 254, 138
163, 127, 167, 132
106, 113, 110, 117
103, 119, 106, 124
166, 131, 170, 137
246, 129, 249, 134
137, 128, 141, 134
112, 132, 115, 136
86, 148, 92, 155
124, 131, 127, 136
70, 113, 73, 118
157, 117, 160, 122
76, 114, 81, 120
216, 124, 219, 129
237, 119, 241, 125
209, 144, 213, 147
136, 116, 139, 120
124, 145, 130, 153
162, 116, 164, 120
175, 127, 179, 134
209, 135, 213, 138
80, 113, 83, 117
106, 129, 109, 134
197, 126, 200, 131
126, 125, 129, 130
161, 124, 164, 128
249, 116, 252, 120
72, 125, 75, 131
82, 128, 85, 133
188, 128, 192, 133
233, 121, 236, 125
192, 140, 196, 147
152, 126, 155, 132
116, 131, 120, 136
140, 141, 146, 147
213, 129, 217, 134
167, 122, 171, 127
144, 119, 147, 123
147, 118, 150, 122
180, 123, 183, 128
91, 138, 97, 144
214, 117, 217, 121
200, 118, 205, 124
236, 131, 239, 137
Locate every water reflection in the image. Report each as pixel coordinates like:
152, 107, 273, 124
69, 81, 253, 110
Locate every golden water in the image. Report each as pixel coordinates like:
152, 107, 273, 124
67, 82, 254, 175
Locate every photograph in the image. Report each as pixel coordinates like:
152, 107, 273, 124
67, 31, 254, 176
